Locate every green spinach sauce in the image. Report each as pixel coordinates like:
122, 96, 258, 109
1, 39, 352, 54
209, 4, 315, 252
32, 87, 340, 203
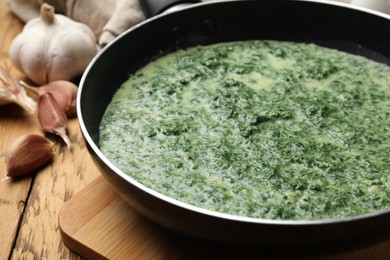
100, 41, 390, 220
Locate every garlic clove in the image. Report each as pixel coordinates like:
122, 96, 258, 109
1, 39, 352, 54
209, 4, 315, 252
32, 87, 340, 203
0, 66, 36, 113
5, 134, 54, 177
20, 80, 77, 117
38, 92, 72, 148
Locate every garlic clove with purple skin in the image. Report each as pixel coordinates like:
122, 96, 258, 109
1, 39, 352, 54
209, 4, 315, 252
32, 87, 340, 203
5, 134, 54, 178
38, 92, 72, 148
20, 80, 77, 117
44, 80, 77, 118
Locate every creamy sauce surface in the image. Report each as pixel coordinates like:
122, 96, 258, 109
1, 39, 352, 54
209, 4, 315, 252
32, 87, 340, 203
100, 41, 390, 220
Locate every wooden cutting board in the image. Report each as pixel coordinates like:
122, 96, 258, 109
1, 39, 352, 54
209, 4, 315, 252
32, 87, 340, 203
59, 176, 390, 259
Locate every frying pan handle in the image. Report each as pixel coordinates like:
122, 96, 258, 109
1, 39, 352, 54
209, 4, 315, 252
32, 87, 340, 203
141, 0, 201, 18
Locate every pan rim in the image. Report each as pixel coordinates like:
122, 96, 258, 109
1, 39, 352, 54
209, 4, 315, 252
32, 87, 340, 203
77, 0, 390, 228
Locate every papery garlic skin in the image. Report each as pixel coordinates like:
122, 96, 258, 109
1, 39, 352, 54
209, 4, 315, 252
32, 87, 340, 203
5, 134, 53, 177
9, 3, 98, 85
0, 87, 36, 113
0, 66, 36, 113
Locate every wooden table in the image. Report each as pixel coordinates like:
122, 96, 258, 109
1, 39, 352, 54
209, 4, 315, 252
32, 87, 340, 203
0, 1, 99, 259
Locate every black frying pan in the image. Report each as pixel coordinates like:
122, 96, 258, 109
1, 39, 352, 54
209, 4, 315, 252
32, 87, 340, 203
78, 0, 390, 247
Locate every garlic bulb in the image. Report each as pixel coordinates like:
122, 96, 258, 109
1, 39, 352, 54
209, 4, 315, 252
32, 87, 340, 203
9, 3, 98, 85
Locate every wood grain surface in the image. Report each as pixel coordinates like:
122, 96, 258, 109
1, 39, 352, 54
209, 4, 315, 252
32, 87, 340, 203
59, 176, 390, 260
0, 1, 99, 259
